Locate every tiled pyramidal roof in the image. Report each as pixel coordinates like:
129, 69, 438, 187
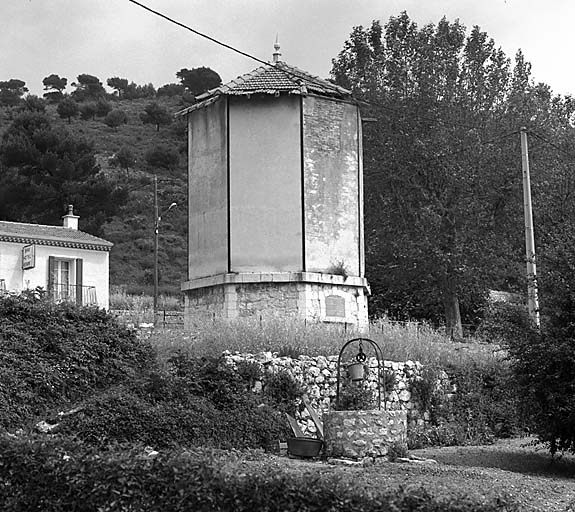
177, 61, 354, 115
0, 221, 113, 251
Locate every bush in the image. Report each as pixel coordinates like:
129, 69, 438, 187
506, 232, 575, 455
263, 369, 304, 415
408, 360, 524, 448
104, 109, 128, 130
0, 435, 519, 512
507, 327, 575, 454
144, 144, 179, 169
0, 291, 155, 431
58, 355, 292, 451
476, 301, 532, 345
56, 97, 79, 123
334, 384, 375, 411
443, 361, 523, 444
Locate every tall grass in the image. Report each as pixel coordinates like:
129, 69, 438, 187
109, 290, 182, 325
148, 315, 503, 369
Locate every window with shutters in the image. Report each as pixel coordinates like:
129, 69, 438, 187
48, 257, 84, 304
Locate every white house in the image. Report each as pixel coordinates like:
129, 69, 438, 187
0, 206, 113, 309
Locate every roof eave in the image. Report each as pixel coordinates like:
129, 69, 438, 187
0, 235, 113, 251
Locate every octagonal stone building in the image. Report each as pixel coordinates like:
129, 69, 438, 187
177, 47, 369, 329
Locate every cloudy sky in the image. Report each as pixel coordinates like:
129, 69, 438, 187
2, 0, 574, 97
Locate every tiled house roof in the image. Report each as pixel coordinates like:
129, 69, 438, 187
0, 221, 113, 251
176, 61, 354, 116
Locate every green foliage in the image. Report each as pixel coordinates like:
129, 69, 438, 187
176, 66, 221, 96
506, 234, 575, 454
263, 369, 304, 416
327, 259, 348, 277
0, 78, 28, 106
109, 146, 135, 173
122, 82, 156, 99
157, 82, 185, 97
107, 76, 129, 97
144, 144, 179, 169
0, 292, 154, 431
407, 422, 464, 449
79, 102, 97, 120
21, 95, 46, 113
335, 384, 375, 411
380, 368, 396, 392
59, 354, 292, 450
424, 361, 522, 448
387, 440, 409, 461
42, 74, 67, 102
410, 366, 444, 420
94, 99, 112, 117
236, 360, 262, 388
476, 301, 532, 345
332, 13, 575, 331
408, 359, 523, 449
140, 101, 172, 131
0, 436, 518, 512
71, 73, 107, 101
0, 111, 126, 231
56, 96, 79, 123
507, 328, 575, 455
104, 109, 128, 130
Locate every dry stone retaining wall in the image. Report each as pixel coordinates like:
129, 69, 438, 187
223, 351, 433, 435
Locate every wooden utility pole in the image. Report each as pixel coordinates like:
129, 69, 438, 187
520, 128, 540, 327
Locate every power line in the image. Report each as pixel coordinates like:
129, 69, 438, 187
127, 0, 563, 159
528, 129, 575, 162
127, 0, 340, 93
128, 1, 496, 132
128, 0, 270, 69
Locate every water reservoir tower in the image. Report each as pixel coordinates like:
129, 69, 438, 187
177, 45, 370, 329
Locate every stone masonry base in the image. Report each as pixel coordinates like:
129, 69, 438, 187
323, 410, 407, 458
182, 272, 369, 329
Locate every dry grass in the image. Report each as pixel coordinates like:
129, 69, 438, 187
109, 289, 182, 325
147, 315, 503, 369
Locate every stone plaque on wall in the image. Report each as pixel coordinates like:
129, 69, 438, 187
325, 294, 345, 318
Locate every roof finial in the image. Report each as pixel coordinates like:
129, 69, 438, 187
272, 34, 282, 63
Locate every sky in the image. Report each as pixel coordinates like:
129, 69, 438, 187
2, 0, 575, 98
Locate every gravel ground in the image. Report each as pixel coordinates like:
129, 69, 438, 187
409, 437, 575, 511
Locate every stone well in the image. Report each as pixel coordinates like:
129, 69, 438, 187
323, 409, 407, 458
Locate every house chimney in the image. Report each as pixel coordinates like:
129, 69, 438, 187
62, 204, 79, 230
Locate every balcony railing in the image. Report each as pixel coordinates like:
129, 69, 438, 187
49, 284, 98, 306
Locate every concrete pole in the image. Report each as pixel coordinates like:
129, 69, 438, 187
153, 175, 159, 318
520, 128, 540, 327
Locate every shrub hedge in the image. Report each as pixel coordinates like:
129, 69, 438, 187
0, 436, 518, 512
408, 360, 524, 449
0, 291, 155, 431
58, 354, 293, 450
507, 325, 575, 455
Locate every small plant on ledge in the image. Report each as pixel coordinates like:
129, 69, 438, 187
326, 260, 348, 278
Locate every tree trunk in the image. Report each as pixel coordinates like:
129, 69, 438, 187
442, 277, 463, 340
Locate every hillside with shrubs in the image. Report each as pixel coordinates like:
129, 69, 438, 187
0, 71, 211, 296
